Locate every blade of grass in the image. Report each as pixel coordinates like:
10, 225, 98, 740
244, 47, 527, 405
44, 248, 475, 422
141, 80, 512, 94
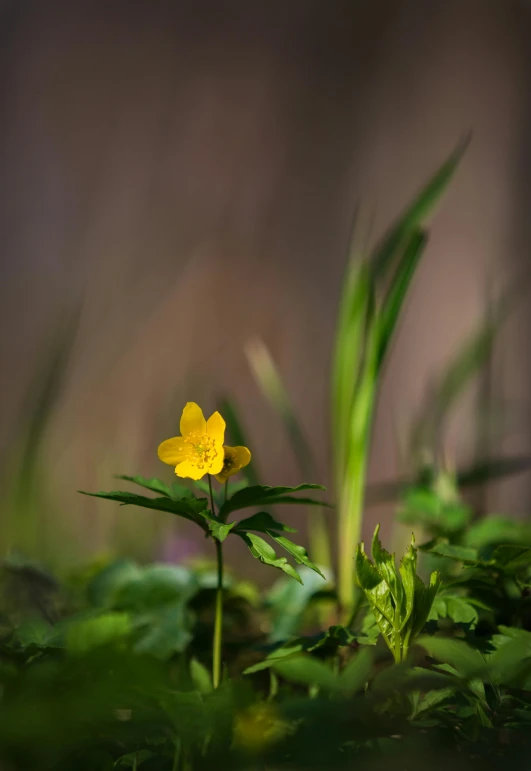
337, 299, 380, 622
377, 227, 428, 367
372, 138, 469, 279
331, 259, 372, 491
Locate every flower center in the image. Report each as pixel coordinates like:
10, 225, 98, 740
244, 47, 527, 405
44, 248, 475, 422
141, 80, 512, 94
185, 433, 217, 469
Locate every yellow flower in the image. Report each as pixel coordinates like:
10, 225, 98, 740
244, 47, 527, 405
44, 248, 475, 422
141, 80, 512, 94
157, 402, 226, 480
215, 445, 251, 484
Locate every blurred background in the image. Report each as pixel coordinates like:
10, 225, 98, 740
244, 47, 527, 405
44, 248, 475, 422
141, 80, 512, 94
1, 0, 530, 574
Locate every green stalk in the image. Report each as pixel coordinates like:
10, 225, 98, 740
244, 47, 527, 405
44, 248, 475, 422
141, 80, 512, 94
337, 305, 379, 623
208, 474, 223, 689
213, 539, 224, 689
338, 446, 368, 623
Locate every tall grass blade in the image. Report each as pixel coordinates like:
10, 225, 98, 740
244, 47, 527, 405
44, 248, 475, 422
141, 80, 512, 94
372, 139, 468, 279
331, 260, 371, 490
378, 228, 427, 367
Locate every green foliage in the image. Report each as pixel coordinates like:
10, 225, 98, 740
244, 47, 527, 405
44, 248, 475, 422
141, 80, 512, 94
218, 483, 328, 519
332, 143, 467, 622
356, 525, 440, 661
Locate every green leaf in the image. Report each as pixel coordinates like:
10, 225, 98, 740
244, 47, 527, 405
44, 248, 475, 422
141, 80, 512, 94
372, 139, 467, 278
112, 564, 198, 612
269, 535, 325, 579
272, 655, 338, 692
133, 602, 193, 659
267, 567, 331, 642
355, 542, 396, 652
331, 260, 372, 481
196, 510, 236, 542
219, 484, 328, 518
190, 658, 213, 693
115, 750, 155, 768
491, 544, 531, 573
115, 474, 174, 498
413, 687, 456, 716
378, 227, 427, 367
409, 571, 441, 640
234, 511, 297, 534
243, 644, 305, 674
88, 560, 143, 608
416, 635, 486, 679
13, 618, 56, 650
78, 490, 208, 526
239, 532, 302, 583
66, 612, 132, 655
339, 647, 374, 696
371, 525, 405, 622
422, 542, 479, 563
428, 594, 479, 628
398, 538, 417, 630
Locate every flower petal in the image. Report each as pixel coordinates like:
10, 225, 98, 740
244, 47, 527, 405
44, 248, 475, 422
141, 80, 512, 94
214, 445, 251, 483
175, 460, 206, 480
158, 437, 188, 466
180, 402, 206, 437
207, 443, 224, 475
206, 411, 226, 444
231, 446, 252, 470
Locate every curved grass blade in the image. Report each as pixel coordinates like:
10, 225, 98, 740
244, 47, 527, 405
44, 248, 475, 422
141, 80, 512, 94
372, 138, 468, 279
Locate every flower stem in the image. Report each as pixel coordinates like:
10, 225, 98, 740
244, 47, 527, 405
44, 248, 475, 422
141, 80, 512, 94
213, 538, 224, 689
208, 474, 224, 689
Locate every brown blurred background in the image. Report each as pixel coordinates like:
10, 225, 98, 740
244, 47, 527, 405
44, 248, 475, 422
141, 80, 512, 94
0, 0, 530, 569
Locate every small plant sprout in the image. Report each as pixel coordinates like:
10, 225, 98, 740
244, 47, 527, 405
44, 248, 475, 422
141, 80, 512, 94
355, 524, 441, 662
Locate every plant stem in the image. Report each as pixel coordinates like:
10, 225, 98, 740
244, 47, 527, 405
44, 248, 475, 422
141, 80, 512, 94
209, 474, 224, 689
213, 538, 224, 688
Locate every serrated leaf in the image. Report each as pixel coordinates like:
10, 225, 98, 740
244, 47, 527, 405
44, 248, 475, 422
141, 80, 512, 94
196, 510, 236, 542
408, 571, 441, 640
219, 484, 328, 518
234, 511, 297, 534
239, 532, 302, 583
270, 535, 325, 579
428, 594, 479, 628
355, 543, 396, 652
115, 474, 174, 498
372, 525, 405, 622
78, 490, 208, 526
